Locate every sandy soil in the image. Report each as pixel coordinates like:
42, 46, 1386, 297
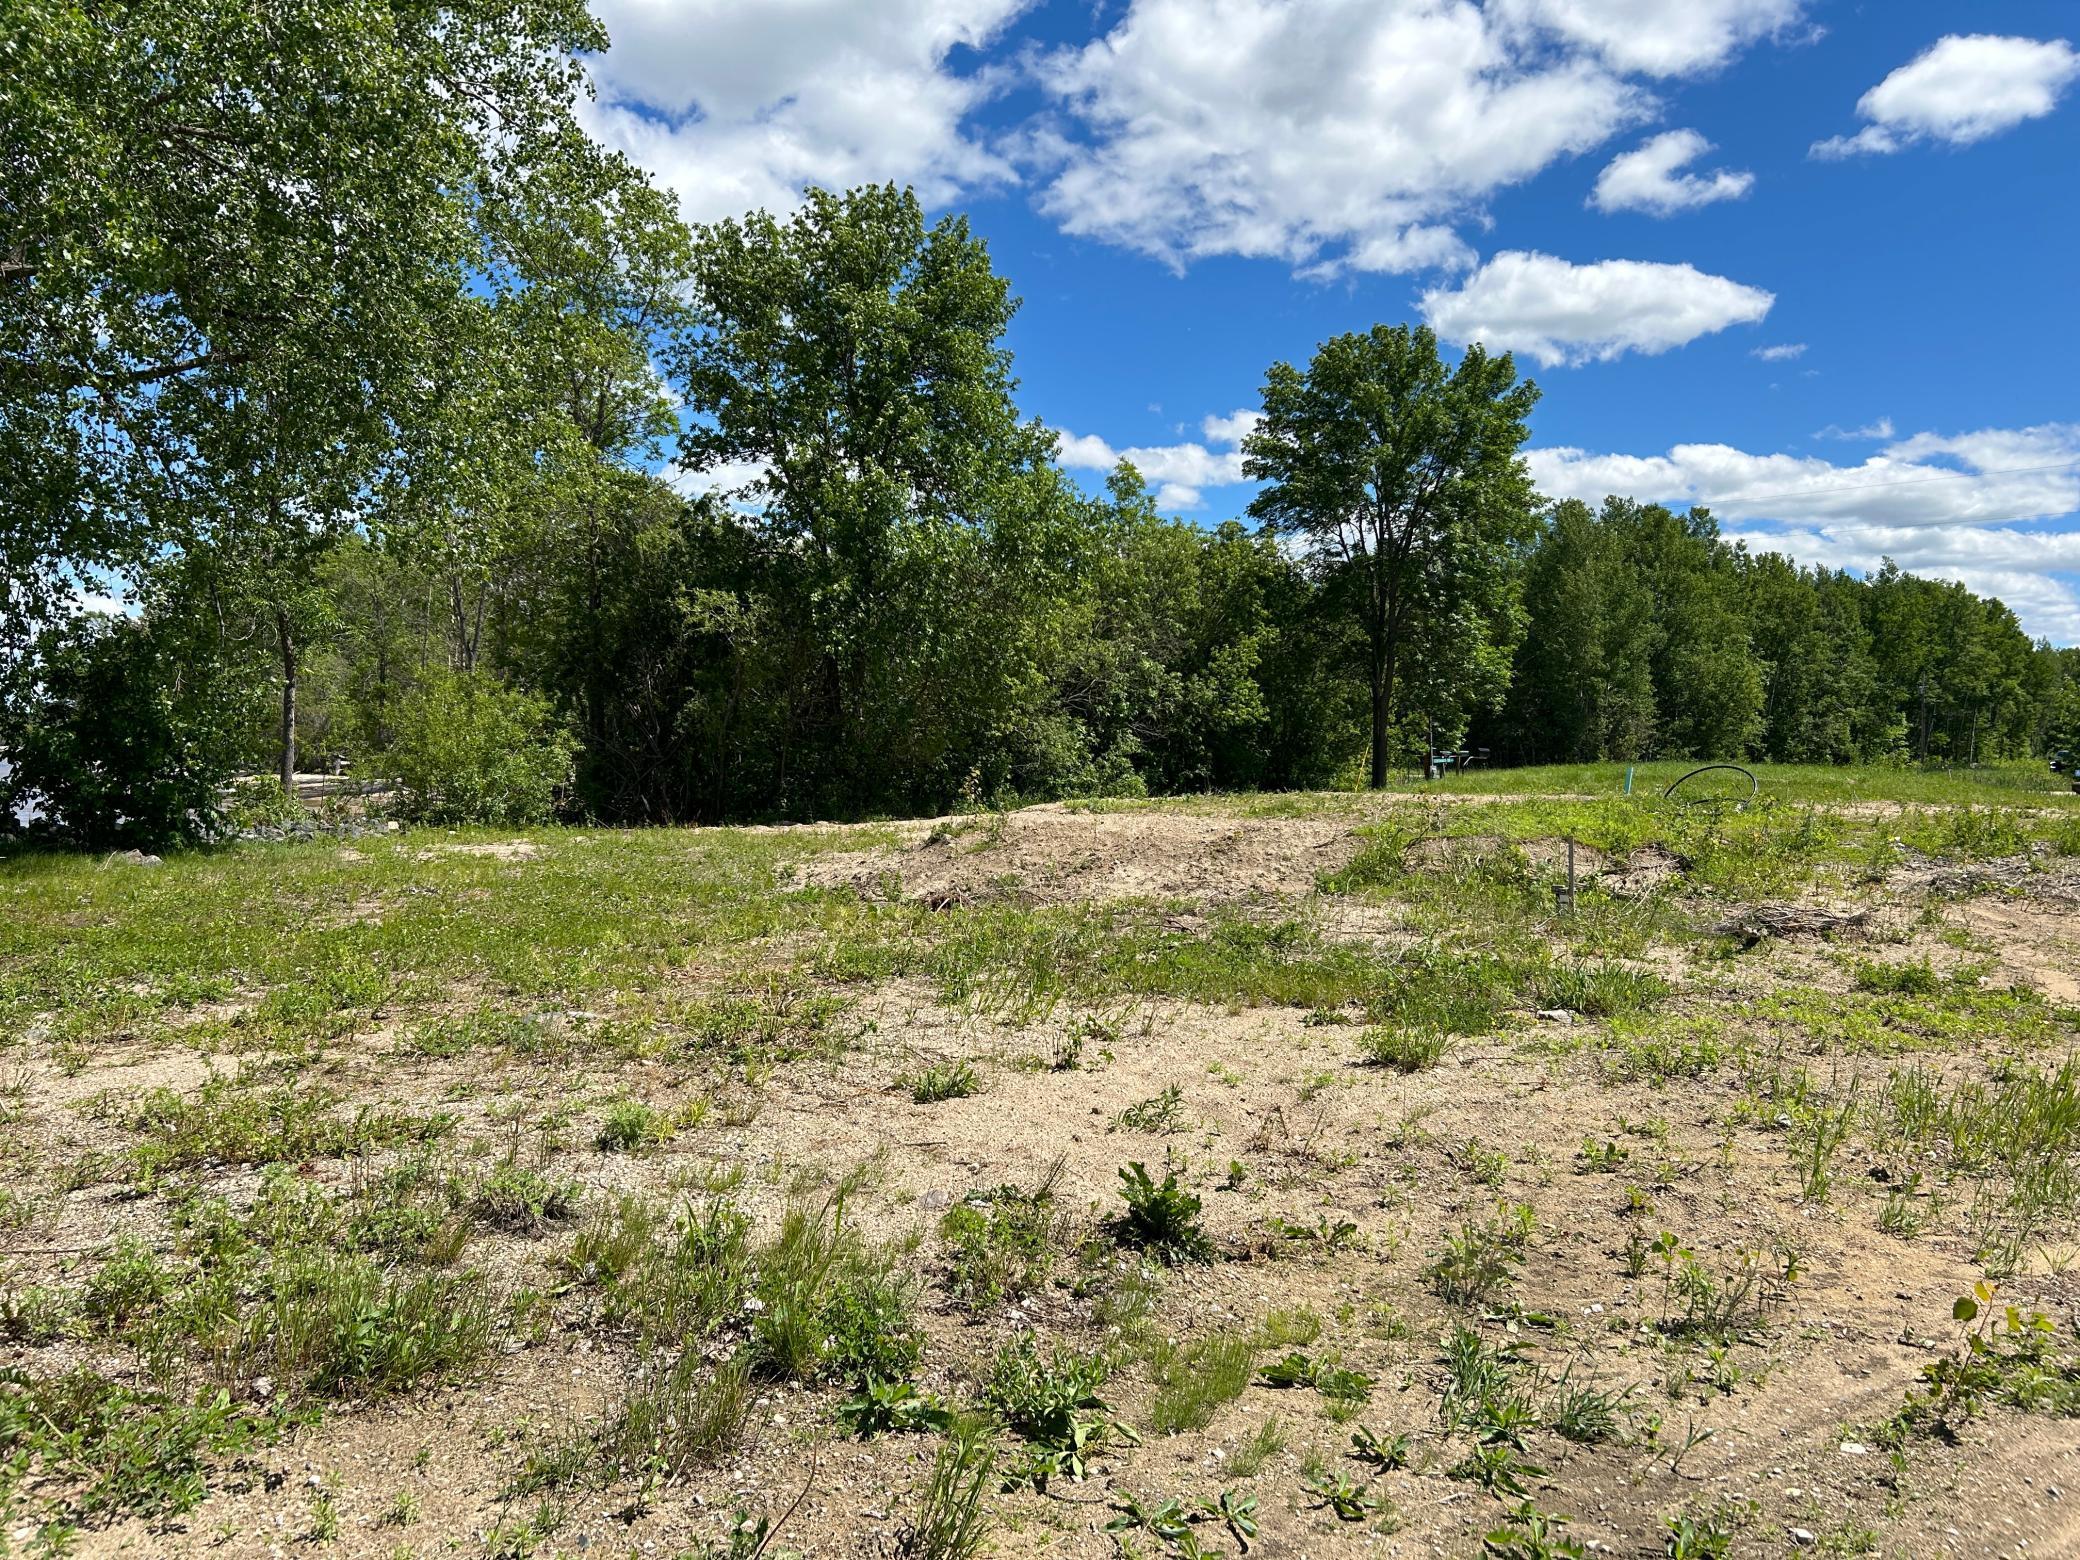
7, 803, 2080, 1559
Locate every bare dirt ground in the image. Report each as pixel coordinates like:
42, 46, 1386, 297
5, 793, 2080, 1559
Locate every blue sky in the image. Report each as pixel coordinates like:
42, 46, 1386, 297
582, 1, 2080, 642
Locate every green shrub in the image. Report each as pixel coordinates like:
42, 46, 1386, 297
1113, 1162, 1213, 1264
380, 667, 571, 825
0, 614, 243, 850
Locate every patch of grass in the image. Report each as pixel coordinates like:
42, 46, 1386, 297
470, 1163, 582, 1234
1255, 1306, 1323, 1350
1147, 1332, 1254, 1433
565, 1192, 752, 1350
1359, 1026, 1450, 1071
1224, 1413, 1287, 1477
119, 1078, 450, 1175
906, 1059, 980, 1104
601, 1346, 754, 1477
594, 1100, 676, 1153
1851, 957, 1941, 996
752, 1191, 920, 1386
896, 1423, 995, 1560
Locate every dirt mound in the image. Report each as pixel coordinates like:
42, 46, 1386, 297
791, 805, 1363, 906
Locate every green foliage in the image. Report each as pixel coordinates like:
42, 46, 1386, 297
981, 1335, 1132, 1490
896, 1424, 996, 1560
751, 1194, 920, 1386
837, 1376, 955, 1438
1425, 1203, 1536, 1306
381, 668, 572, 825
1246, 323, 1539, 786
1358, 1025, 1450, 1071
1147, 1333, 1255, 1433
0, 615, 245, 849
1113, 1162, 1214, 1264
906, 1059, 981, 1104
940, 1161, 1064, 1310
0, 1374, 282, 1522
1258, 1350, 1374, 1403
601, 1347, 753, 1477
1484, 1502, 1587, 1559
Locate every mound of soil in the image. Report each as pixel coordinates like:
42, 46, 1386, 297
791, 804, 1363, 906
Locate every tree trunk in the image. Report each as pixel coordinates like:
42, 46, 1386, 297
1369, 650, 1394, 789
275, 610, 299, 794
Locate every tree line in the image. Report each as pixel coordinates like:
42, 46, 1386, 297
5, 0, 2075, 845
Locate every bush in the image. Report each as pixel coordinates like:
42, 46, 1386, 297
380, 668, 571, 825
1113, 1162, 1213, 1264
0, 614, 245, 850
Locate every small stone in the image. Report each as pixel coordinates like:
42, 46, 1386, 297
1840, 1441, 1868, 1456
1790, 1529, 1817, 1547
1535, 1008, 1573, 1023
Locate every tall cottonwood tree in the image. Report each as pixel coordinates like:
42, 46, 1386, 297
1245, 324, 1539, 786
668, 184, 1069, 814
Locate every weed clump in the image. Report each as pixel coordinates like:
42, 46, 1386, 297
1112, 1162, 1213, 1264
1359, 1026, 1450, 1071
941, 1158, 1065, 1310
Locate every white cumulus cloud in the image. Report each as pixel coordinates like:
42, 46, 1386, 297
1491, 0, 1806, 78
1751, 342, 1805, 361
1811, 33, 2080, 158
1054, 410, 1258, 509
1590, 130, 1754, 214
1032, 0, 1656, 276
1529, 421, 2080, 641
1527, 422, 2080, 525
579, 0, 1030, 224
1419, 251, 1774, 366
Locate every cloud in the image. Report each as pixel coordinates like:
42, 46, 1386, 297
1750, 342, 1805, 361
1590, 130, 1754, 214
1418, 251, 1773, 366
1813, 418, 1894, 441
1032, 0, 1656, 276
1199, 409, 1261, 445
1811, 33, 2080, 158
667, 456, 774, 509
1526, 421, 2080, 525
1529, 421, 2080, 641
1054, 411, 1257, 509
579, 0, 1031, 223
1490, 0, 1806, 78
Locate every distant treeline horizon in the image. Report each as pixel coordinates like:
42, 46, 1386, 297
5, 0, 2076, 845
